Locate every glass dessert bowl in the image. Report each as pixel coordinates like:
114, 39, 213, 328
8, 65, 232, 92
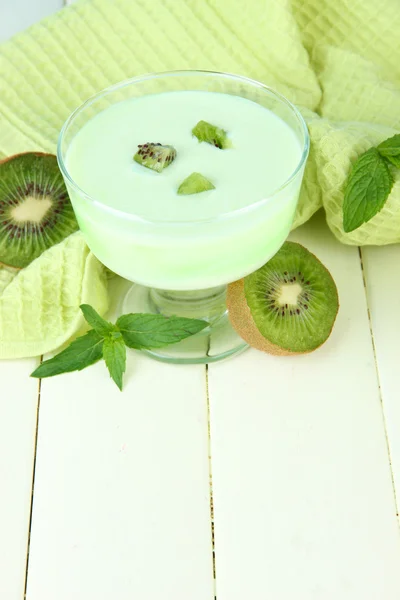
57, 70, 309, 364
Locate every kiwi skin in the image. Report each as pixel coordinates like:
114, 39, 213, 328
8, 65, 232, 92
0, 260, 20, 271
227, 244, 339, 355
227, 279, 299, 356
0, 152, 78, 269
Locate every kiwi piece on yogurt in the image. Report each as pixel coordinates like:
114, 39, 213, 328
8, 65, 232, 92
177, 172, 215, 195
192, 120, 231, 149
133, 143, 177, 173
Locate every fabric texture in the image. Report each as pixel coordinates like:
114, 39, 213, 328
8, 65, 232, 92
0, 233, 108, 358
0, 0, 399, 357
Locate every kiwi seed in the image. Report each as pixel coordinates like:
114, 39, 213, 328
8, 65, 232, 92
227, 242, 339, 354
192, 120, 231, 149
133, 143, 176, 173
0, 152, 79, 269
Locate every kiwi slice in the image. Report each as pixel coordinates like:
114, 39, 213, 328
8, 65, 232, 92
227, 242, 339, 354
177, 172, 215, 195
0, 152, 79, 269
192, 120, 231, 149
134, 143, 176, 173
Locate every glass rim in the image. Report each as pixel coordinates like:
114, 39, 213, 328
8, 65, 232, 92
57, 69, 310, 226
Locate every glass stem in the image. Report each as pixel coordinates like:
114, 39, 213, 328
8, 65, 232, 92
149, 286, 227, 322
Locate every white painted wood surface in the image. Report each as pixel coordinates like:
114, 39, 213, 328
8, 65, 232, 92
362, 245, 400, 503
0, 358, 40, 600
25, 356, 214, 600
208, 213, 400, 600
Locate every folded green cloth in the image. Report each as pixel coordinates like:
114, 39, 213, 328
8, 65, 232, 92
0, 233, 108, 358
0, 0, 399, 358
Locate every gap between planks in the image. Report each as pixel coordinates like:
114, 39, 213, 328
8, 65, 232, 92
206, 364, 218, 600
23, 370, 43, 600
358, 247, 400, 523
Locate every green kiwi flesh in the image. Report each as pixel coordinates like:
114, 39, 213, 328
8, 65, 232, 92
192, 120, 231, 149
240, 242, 339, 353
134, 143, 176, 172
0, 153, 78, 269
177, 172, 215, 195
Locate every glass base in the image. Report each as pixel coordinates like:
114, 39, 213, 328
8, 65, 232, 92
120, 283, 248, 364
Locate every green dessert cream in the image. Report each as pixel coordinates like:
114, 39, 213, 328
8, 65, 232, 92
66, 90, 303, 290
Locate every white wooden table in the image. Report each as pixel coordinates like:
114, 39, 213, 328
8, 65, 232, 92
2, 3, 400, 599
2, 211, 400, 600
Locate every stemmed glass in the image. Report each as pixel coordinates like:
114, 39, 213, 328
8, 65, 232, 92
58, 70, 309, 364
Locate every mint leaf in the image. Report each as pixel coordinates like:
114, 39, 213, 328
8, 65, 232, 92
80, 304, 115, 337
343, 148, 393, 233
31, 307, 207, 390
116, 313, 208, 349
31, 330, 104, 378
377, 134, 400, 168
103, 335, 126, 391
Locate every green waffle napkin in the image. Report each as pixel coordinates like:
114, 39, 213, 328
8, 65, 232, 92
0, 233, 108, 358
0, 0, 399, 358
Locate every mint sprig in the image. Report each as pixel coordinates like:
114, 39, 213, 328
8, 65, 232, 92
343, 134, 399, 233
31, 305, 208, 391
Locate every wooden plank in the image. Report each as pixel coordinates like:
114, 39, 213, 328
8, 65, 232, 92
208, 211, 400, 600
361, 244, 400, 502
0, 0, 64, 42
0, 358, 40, 600
25, 309, 214, 600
